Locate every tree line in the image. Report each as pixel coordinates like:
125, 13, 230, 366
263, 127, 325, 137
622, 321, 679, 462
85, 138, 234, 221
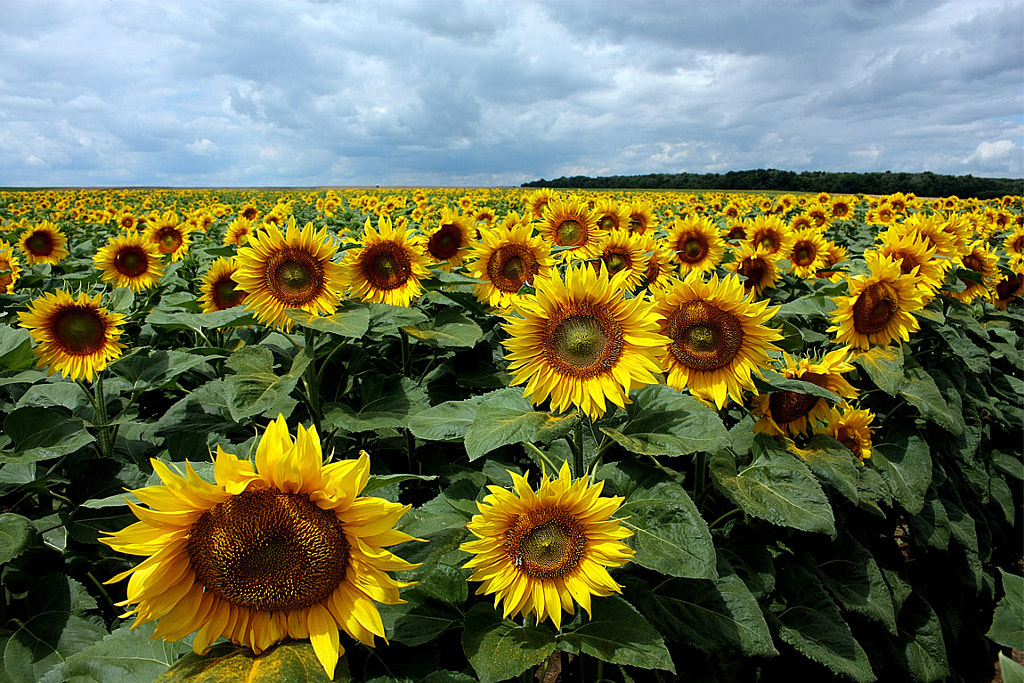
521, 169, 1023, 199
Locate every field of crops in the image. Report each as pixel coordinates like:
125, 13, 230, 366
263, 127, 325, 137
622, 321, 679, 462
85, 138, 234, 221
0, 187, 1021, 683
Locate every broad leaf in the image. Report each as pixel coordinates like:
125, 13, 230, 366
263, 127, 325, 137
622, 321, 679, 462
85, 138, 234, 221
898, 364, 965, 436
464, 389, 578, 461
872, 429, 932, 515
110, 348, 212, 391
154, 641, 347, 682
40, 621, 190, 683
402, 308, 483, 348
288, 304, 371, 338
407, 395, 485, 441
1, 407, 96, 464
601, 384, 730, 457
852, 344, 904, 396
988, 570, 1024, 650
556, 595, 675, 673
791, 434, 863, 504
0, 325, 34, 373
462, 603, 556, 683
817, 532, 897, 634
0, 513, 33, 564
889, 593, 949, 683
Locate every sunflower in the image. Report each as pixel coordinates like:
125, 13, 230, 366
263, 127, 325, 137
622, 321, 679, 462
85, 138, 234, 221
198, 257, 249, 313
820, 403, 875, 463
828, 252, 926, 350
993, 264, 1024, 310
18, 290, 126, 382
666, 217, 726, 276
594, 228, 650, 292
725, 243, 781, 298
945, 241, 1000, 304
743, 215, 794, 259
101, 416, 418, 680
239, 202, 261, 222
751, 348, 858, 437
94, 230, 166, 292
642, 236, 677, 290
537, 198, 606, 263
0, 240, 21, 294
830, 196, 855, 220
425, 209, 474, 270
902, 214, 959, 260
342, 216, 431, 308
872, 227, 949, 295
467, 214, 554, 310
115, 211, 138, 232
1002, 225, 1024, 258
627, 202, 657, 234
787, 228, 829, 279
19, 221, 69, 265
144, 211, 193, 261
224, 217, 256, 247
526, 188, 558, 220
652, 272, 782, 409
592, 198, 632, 232
816, 241, 848, 282
233, 218, 343, 331
461, 462, 634, 630
502, 263, 666, 421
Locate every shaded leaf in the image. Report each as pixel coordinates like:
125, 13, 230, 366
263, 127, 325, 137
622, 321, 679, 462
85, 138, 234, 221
889, 593, 949, 683
987, 570, 1024, 650
601, 384, 730, 457
898, 364, 965, 436
287, 304, 371, 338
851, 344, 904, 396
817, 532, 897, 634
872, 429, 932, 515
0, 513, 33, 564
1, 407, 95, 464
462, 603, 556, 683
464, 389, 578, 461
402, 309, 483, 348
557, 595, 675, 673
0, 325, 34, 374
154, 641, 347, 682
40, 621, 190, 683
407, 395, 485, 441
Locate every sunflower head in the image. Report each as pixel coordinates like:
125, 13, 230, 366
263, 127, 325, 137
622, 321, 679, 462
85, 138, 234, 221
468, 214, 554, 309
594, 228, 650, 291
821, 403, 875, 463
726, 243, 781, 298
224, 217, 256, 247
787, 228, 829, 279
461, 462, 634, 629
94, 230, 166, 292
425, 209, 474, 270
752, 348, 857, 436
0, 240, 21, 294
667, 217, 726, 275
19, 220, 69, 265
538, 197, 606, 262
342, 216, 431, 308
145, 211, 194, 261
199, 257, 249, 313
828, 252, 926, 350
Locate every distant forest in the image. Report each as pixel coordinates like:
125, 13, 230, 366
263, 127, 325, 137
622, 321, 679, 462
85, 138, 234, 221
521, 169, 1024, 199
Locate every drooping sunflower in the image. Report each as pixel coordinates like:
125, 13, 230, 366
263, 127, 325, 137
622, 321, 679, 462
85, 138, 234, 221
0, 240, 21, 294
233, 218, 344, 331
751, 347, 859, 437
787, 228, 829, 279
94, 230, 166, 292
101, 416, 418, 680
666, 217, 726, 276
341, 216, 431, 308
641, 236, 677, 290
224, 217, 256, 247
945, 241, 1000, 304
502, 263, 667, 421
424, 209, 474, 270
652, 272, 782, 409
18, 289, 126, 382
144, 211, 193, 261
595, 228, 650, 291
467, 214, 554, 310
828, 252, 926, 350
743, 215, 794, 259
198, 257, 249, 313
537, 197, 606, 262
820, 403, 875, 463
461, 462, 634, 630
725, 243, 781, 298
19, 221, 69, 265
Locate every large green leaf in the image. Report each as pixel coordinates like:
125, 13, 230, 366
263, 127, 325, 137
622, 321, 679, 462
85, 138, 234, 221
0, 325, 34, 374
871, 429, 932, 515
145, 307, 256, 334
155, 641, 348, 682
407, 395, 485, 441
710, 436, 835, 535
402, 308, 483, 348
188, 345, 309, 422
755, 369, 842, 403
556, 595, 675, 674
1, 407, 96, 464
464, 388, 578, 461
109, 348, 212, 391
599, 460, 716, 579
816, 532, 897, 634
287, 304, 371, 338
898, 364, 965, 436
988, 570, 1024, 650
40, 621, 190, 683
851, 344, 904, 395
0, 513, 33, 564
365, 303, 429, 338
888, 593, 949, 683
908, 496, 950, 550
462, 603, 556, 683
1000, 653, 1024, 683
791, 434, 863, 504
600, 384, 730, 457
324, 376, 427, 433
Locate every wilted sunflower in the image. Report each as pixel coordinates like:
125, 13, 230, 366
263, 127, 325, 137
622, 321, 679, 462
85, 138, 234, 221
787, 228, 829, 279
198, 257, 249, 313
342, 216, 431, 308
144, 211, 193, 261
752, 348, 858, 437
19, 221, 69, 265
467, 214, 554, 309
595, 228, 650, 291
234, 218, 344, 331
425, 209, 474, 270
502, 264, 666, 421
461, 462, 634, 630
667, 217, 726, 276
725, 243, 781, 298
0, 240, 21, 294
743, 215, 794, 259
224, 217, 256, 247
101, 416, 418, 680
652, 272, 782, 409
18, 289, 126, 382
820, 403, 875, 463
828, 252, 926, 350
945, 241, 999, 304
537, 198, 606, 262
94, 230, 166, 292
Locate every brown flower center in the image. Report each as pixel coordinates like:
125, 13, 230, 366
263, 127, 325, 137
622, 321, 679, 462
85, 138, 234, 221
361, 242, 412, 291
792, 241, 816, 267
156, 227, 183, 254
487, 244, 538, 293
505, 507, 586, 579
26, 231, 54, 256
602, 249, 630, 274
665, 300, 744, 371
543, 304, 623, 378
555, 220, 584, 246
212, 275, 247, 310
265, 248, 326, 305
767, 372, 829, 425
679, 237, 706, 263
428, 224, 462, 261
53, 306, 107, 355
738, 257, 768, 291
852, 282, 898, 335
114, 246, 151, 277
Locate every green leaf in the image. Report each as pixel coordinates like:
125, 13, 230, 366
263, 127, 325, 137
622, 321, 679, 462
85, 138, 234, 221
0, 325, 34, 374
943, 498, 978, 553
464, 388, 578, 461
557, 595, 675, 673
366, 303, 429, 338
772, 565, 876, 683
600, 384, 730, 457
817, 532, 897, 634
755, 369, 842, 403
145, 307, 256, 333
462, 603, 556, 683
0, 513, 33, 564
324, 377, 427, 433
40, 621, 191, 683
872, 429, 932, 515
908, 496, 950, 550
898, 364, 965, 435
710, 436, 835, 535
287, 304, 371, 338
363, 473, 437, 495
407, 395, 485, 441
791, 434, 863, 504
401, 308, 483, 347
999, 652, 1024, 683
154, 641, 348, 682
889, 593, 949, 683
599, 460, 716, 580
851, 344, 904, 396
196, 345, 311, 422
988, 570, 1024, 650
1, 407, 96, 464
110, 349, 212, 391
16, 382, 91, 411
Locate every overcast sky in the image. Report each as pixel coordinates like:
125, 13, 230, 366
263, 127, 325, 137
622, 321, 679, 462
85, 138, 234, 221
1, 0, 1021, 187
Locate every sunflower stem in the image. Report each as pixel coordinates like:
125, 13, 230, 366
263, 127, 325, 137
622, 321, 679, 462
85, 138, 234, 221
573, 416, 585, 478
694, 451, 709, 507
303, 327, 323, 437
83, 373, 114, 459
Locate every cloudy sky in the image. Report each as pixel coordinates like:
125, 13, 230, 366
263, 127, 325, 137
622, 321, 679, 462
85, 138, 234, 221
1, 0, 1021, 187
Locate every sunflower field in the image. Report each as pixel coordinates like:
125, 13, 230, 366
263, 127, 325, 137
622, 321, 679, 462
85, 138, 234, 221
0, 187, 1021, 683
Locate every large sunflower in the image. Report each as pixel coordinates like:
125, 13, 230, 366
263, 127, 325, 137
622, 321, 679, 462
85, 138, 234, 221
787, 228, 829, 279
233, 218, 344, 331
144, 211, 193, 261
101, 416, 418, 680
872, 227, 949, 295
537, 197, 606, 263
341, 216, 431, 308
18, 289, 126, 381
425, 208, 474, 271
19, 220, 69, 265
94, 230, 166, 292
592, 198, 632, 232
502, 264, 666, 421
0, 240, 21, 294
652, 272, 782, 409
666, 217, 726, 276
461, 462, 634, 630
198, 257, 248, 313
467, 214, 554, 310
752, 348, 858, 437
828, 252, 926, 350
526, 188, 558, 220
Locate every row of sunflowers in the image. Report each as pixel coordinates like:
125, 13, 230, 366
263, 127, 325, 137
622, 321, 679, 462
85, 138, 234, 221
0, 186, 1021, 683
